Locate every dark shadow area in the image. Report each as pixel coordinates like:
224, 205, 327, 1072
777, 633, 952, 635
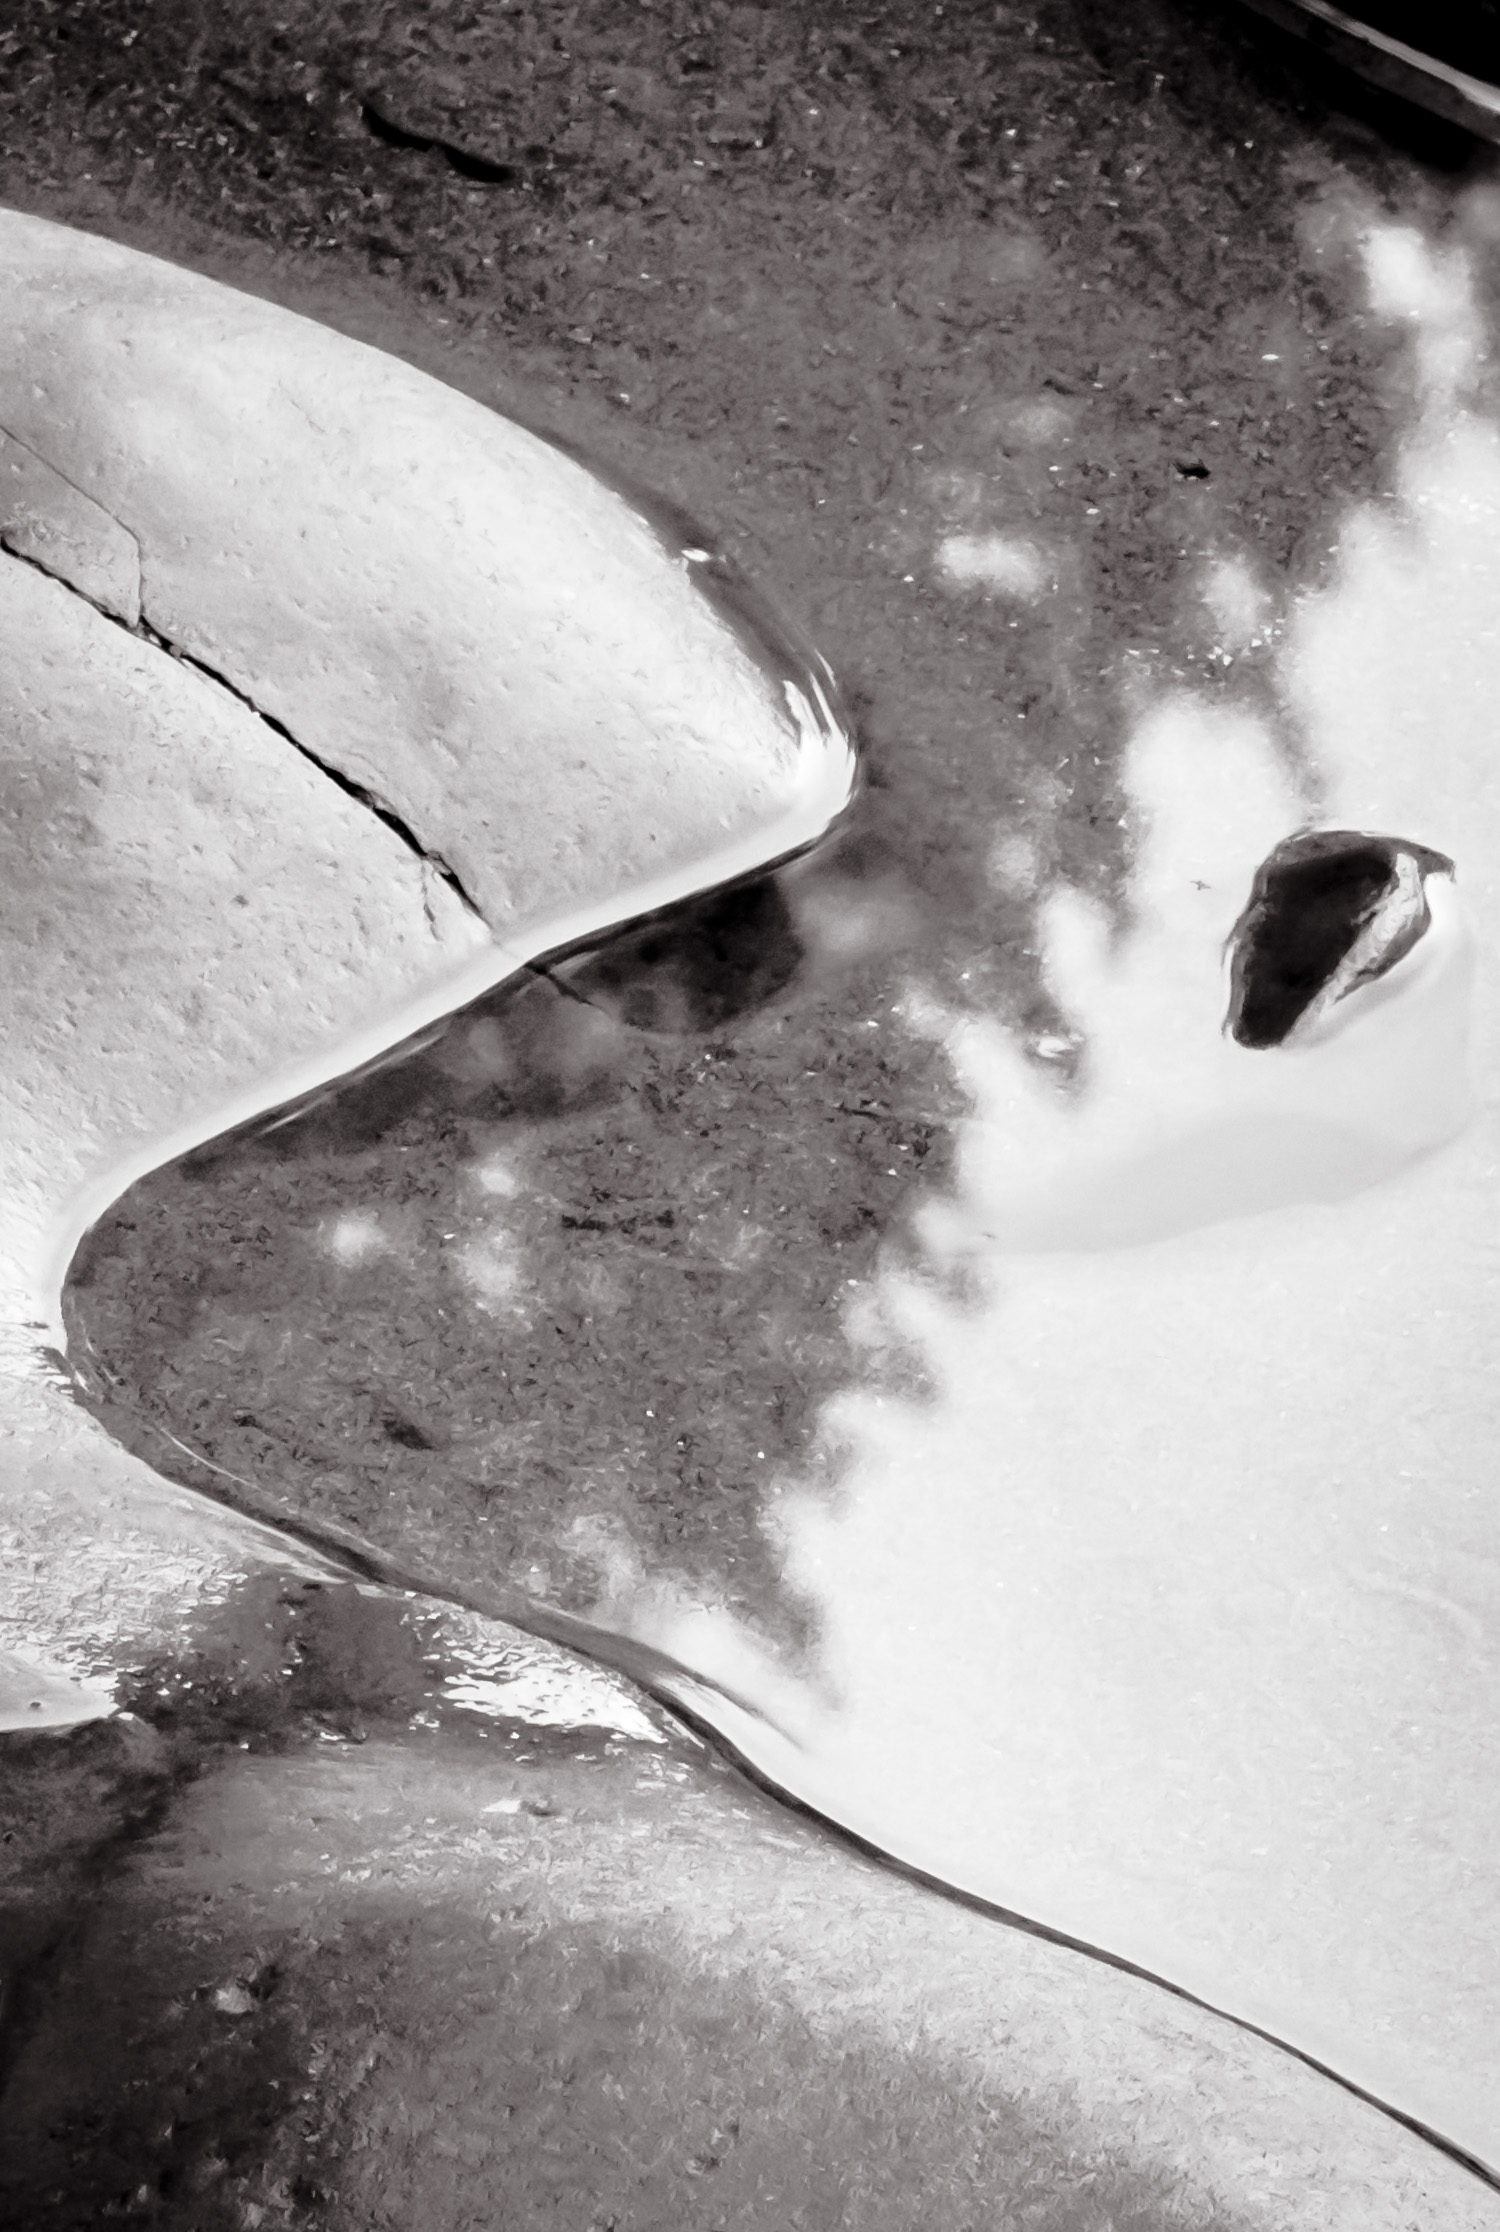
1, 1881, 323, 2232
1310, 1, 1500, 85
1183, 0, 1492, 171
0, 1717, 180, 2103
359, 94, 526, 186
0, 1718, 1260, 2232
544, 875, 807, 1035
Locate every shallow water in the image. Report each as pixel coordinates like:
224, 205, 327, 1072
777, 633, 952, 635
636, 213, 1500, 2169
16, 0, 1500, 2209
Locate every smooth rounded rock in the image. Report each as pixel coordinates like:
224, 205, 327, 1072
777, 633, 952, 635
0, 207, 851, 936
0, 209, 854, 1725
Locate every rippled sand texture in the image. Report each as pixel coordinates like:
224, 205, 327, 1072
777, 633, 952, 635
653, 202, 1500, 2166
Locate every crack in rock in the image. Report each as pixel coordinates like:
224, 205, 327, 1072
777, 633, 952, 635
0, 425, 142, 625
0, 529, 487, 929
128, 611, 489, 927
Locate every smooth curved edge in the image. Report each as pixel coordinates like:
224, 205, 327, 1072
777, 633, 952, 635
32, 675, 857, 1354
518, 412, 846, 728
49, 1387, 809, 1739
13, 222, 1488, 2183
1235, 0, 1500, 141
652, 1680, 1500, 2192
0, 305, 857, 1749
17, 685, 851, 1750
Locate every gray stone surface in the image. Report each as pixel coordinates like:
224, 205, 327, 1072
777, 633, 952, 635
0, 550, 481, 1717
0, 207, 851, 943
0, 231, 851, 1728
0, 427, 140, 623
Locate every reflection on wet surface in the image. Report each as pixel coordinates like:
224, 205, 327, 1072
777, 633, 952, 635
1224, 830, 1455, 1049
67, 184, 1500, 2181
631, 211, 1500, 2170
17, 0, 1500, 2210
64, 823, 958, 1662
117, 1570, 674, 1754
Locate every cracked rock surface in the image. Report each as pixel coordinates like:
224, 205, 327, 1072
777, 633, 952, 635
0, 208, 852, 1738
0, 551, 491, 1313
0, 428, 141, 624
0, 207, 839, 937
5, 0, 1500, 2221
0, 543, 487, 1737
